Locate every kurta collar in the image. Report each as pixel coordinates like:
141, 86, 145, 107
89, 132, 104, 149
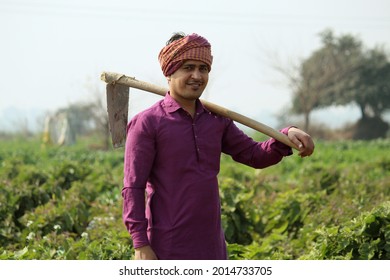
162, 92, 207, 115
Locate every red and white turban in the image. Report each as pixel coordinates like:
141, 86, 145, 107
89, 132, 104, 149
158, 33, 213, 76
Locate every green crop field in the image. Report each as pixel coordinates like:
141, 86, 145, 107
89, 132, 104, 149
1, 137, 389, 260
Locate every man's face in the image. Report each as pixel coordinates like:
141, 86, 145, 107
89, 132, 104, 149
168, 60, 209, 104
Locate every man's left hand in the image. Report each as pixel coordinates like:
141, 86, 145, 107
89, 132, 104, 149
287, 127, 315, 157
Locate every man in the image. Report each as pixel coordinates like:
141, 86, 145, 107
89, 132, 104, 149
122, 32, 314, 260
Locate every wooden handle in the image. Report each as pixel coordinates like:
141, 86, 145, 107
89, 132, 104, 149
101, 72, 299, 150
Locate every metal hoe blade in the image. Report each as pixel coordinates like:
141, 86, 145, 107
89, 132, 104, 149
106, 83, 129, 148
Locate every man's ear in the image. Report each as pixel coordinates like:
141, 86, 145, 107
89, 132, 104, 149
167, 76, 171, 82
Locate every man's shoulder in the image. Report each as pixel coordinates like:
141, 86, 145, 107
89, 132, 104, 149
126, 100, 165, 133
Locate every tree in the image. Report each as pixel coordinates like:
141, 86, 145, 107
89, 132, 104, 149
354, 48, 390, 119
288, 29, 390, 138
291, 29, 363, 131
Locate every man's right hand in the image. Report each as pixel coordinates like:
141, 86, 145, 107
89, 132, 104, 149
134, 245, 158, 260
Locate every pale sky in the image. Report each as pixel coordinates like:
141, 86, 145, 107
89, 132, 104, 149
1, 0, 389, 131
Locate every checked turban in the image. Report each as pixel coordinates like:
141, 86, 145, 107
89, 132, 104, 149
158, 33, 213, 76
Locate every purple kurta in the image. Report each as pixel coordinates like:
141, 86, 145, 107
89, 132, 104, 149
122, 93, 292, 260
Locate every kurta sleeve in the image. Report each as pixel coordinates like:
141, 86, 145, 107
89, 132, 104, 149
222, 120, 293, 169
122, 113, 156, 248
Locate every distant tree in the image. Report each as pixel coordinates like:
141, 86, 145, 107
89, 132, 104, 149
290, 29, 363, 131
353, 48, 390, 119
270, 29, 363, 132
284, 29, 390, 138
313, 32, 390, 121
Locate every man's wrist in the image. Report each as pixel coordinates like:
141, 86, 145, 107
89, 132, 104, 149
135, 245, 150, 251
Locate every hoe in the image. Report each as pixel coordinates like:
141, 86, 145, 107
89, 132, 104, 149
101, 71, 299, 150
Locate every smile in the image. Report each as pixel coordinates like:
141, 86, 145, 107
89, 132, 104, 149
187, 82, 203, 87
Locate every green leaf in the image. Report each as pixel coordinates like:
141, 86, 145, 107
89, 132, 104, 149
14, 247, 28, 259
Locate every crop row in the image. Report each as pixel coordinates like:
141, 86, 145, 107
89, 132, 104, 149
1, 139, 389, 259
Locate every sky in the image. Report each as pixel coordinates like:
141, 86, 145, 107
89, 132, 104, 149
1, 0, 390, 132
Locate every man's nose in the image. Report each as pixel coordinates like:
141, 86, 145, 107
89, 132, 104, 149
191, 69, 202, 79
